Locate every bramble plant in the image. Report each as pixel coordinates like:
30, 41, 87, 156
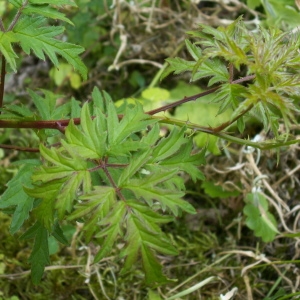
0, 0, 300, 287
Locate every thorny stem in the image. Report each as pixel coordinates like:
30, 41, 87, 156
0, 55, 6, 109
154, 116, 300, 150
210, 103, 254, 132
0, 73, 297, 152
0, 19, 5, 31
146, 86, 220, 115
0, 118, 81, 129
0, 144, 39, 152
101, 159, 126, 201
88, 163, 128, 172
145, 75, 255, 115
7, 0, 29, 31
229, 63, 234, 83
0, 0, 29, 109
0, 74, 256, 129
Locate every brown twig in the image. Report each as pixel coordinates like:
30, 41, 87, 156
0, 55, 6, 108
0, 144, 39, 152
0, 74, 256, 152
7, 0, 29, 31
0, 74, 256, 130
102, 158, 126, 201
146, 75, 255, 115
210, 103, 254, 133
229, 63, 234, 83
146, 86, 220, 115
0, 19, 5, 31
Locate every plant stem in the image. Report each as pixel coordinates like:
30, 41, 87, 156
1, 73, 294, 151
0, 19, 5, 31
0, 55, 6, 109
7, 0, 28, 31
146, 86, 220, 115
154, 115, 300, 150
211, 104, 254, 132
0, 144, 39, 152
0, 118, 80, 129
101, 159, 126, 201
146, 75, 256, 115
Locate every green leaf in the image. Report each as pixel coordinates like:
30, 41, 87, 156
106, 99, 120, 147
244, 192, 279, 242
127, 200, 174, 232
0, 164, 35, 234
55, 171, 90, 219
70, 97, 81, 118
91, 87, 105, 112
148, 290, 162, 300
160, 140, 205, 182
141, 245, 170, 285
27, 143, 92, 226
185, 39, 202, 60
65, 103, 107, 159
202, 181, 240, 198
121, 214, 176, 285
124, 174, 196, 216
35, 144, 89, 179
111, 102, 157, 146
28, 89, 66, 120
0, 31, 18, 72
102, 100, 157, 156
263, 0, 300, 27
27, 222, 50, 284
141, 123, 160, 146
24, 180, 62, 230
150, 127, 187, 162
192, 58, 229, 85
0, 103, 34, 120
69, 186, 116, 222
118, 149, 152, 185
9, 0, 76, 6
246, 0, 261, 9
52, 222, 69, 245
19, 221, 41, 240
160, 57, 195, 81
29, 0, 76, 5
215, 83, 248, 115
22, 4, 74, 25
75, 185, 118, 242
13, 16, 87, 79
94, 201, 126, 262
142, 87, 170, 102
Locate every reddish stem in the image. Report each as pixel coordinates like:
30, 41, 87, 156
146, 75, 255, 115
0, 144, 39, 152
0, 55, 6, 109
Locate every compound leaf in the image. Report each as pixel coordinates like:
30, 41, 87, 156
24, 180, 62, 230
124, 177, 195, 216
23, 222, 50, 284
0, 31, 18, 72
118, 149, 152, 185
52, 222, 68, 245
121, 214, 176, 285
65, 103, 107, 159
150, 127, 187, 162
13, 16, 87, 79
160, 57, 195, 81
94, 201, 126, 262
160, 139, 205, 182
244, 192, 278, 242
68, 186, 116, 223
0, 164, 35, 234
